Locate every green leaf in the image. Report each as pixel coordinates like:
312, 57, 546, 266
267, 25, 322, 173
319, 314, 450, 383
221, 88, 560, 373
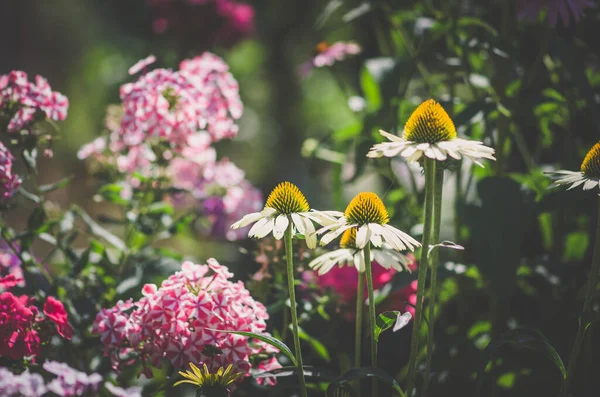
375, 311, 399, 342
98, 184, 129, 205
73, 206, 127, 251
254, 365, 336, 380
326, 367, 406, 397
475, 328, 566, 396
208, 329, 297, 366
39, 176, 73, 193
297, 327, 331, 362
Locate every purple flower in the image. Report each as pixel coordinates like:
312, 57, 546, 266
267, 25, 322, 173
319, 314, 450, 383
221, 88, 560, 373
517, 0, 595, 27
104, 382, 142, 397
43, 361, 102, 397
300, 41, 361, 76
0, 141, 21, 203
0, 368, 47, 397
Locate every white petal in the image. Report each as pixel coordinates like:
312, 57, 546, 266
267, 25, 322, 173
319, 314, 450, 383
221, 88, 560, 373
385, 225, 420, 250
416, 143, 430, 151
291, 213, 305, 234
355, 225, 371, 249
230, 212, 263, 229
431, 145, 447, 161
379, 129, 404, 142
301, 215, 317, 249
583, 179, 598, 191
354, 251, 365, 272
272, 215, 289, 240
261, 207, 278, 217
320, 224, 354, 246
369, 224, 383, 247
393, 312, 412, 332
248, 217, 274, 239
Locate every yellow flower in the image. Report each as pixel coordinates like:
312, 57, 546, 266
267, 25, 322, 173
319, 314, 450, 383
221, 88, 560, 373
174, 363, 243, 395
367, 99, 495, 166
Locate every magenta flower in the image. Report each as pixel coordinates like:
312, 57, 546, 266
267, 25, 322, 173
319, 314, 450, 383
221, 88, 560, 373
300, 41, 361, 76
92, 259, 279, 381
0, 142, 22, 203
517, 0, 595, 27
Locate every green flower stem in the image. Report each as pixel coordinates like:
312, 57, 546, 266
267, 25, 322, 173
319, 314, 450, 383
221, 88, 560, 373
559, 197, 600, 396
364, 242, 378, 397
406, 157, 436, 397
354, 271, 365, 394
423, 163, 444, 396
284, 222, 308, 397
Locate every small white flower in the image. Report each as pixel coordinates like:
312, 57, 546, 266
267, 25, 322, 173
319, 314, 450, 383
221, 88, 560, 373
367, 99, 495, 167
315, 192, 420, 254
547, 143, 600, 194
231, 181, 336, 249
393, 311, 413, 332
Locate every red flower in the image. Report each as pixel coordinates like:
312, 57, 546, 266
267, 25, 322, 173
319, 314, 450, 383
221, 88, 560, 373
43, 296, 73, 340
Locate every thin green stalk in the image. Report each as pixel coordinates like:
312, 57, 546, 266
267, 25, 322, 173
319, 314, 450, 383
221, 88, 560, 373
423, 164, 444, 396
284, 223, 308, 397
559, 197, 600, 396
364, 242, 378, 397
406, 157, 436, 397
354, 271, 365, 394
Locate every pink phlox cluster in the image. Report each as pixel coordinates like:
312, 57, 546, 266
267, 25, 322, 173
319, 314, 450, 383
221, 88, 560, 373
43, 361, 102, 397
0, 141, 22, 203
0, 71, 68, 133
92, 259, 279, 381
170, 157, 263, 240
517, 0, 595, 26
180, 52, 243, 141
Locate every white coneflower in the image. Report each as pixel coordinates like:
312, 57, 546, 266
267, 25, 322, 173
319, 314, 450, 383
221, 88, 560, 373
548, 142, 600, 193
309, 227, 413, 275
367, 99, 495, 166
231, 181, 338, 249
317, 192, 420, 252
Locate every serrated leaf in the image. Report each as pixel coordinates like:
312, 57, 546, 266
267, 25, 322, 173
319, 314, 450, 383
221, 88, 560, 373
208, 329, 296, 366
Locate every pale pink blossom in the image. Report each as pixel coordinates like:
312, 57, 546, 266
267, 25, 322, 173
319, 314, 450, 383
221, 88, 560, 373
128, 55, 157, 75
300, 41, 361, 75
0, 142, 21, 202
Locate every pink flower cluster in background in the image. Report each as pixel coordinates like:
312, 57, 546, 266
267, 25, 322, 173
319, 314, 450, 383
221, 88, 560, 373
300, 41, 361, 76
315, 254, 417, 319
79, 53, 262, 241
517, 0, 595, 27
0, 71, 68, 133
0, 290, 72, 360
0, 142, 21, 203
92, 259, 280, 383
42, 361, 102, 397
147, 0, 254, 44
0, 242, 24, 292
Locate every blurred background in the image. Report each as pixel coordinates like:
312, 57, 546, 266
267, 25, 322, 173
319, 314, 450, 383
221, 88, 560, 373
3, 0, 600, 396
